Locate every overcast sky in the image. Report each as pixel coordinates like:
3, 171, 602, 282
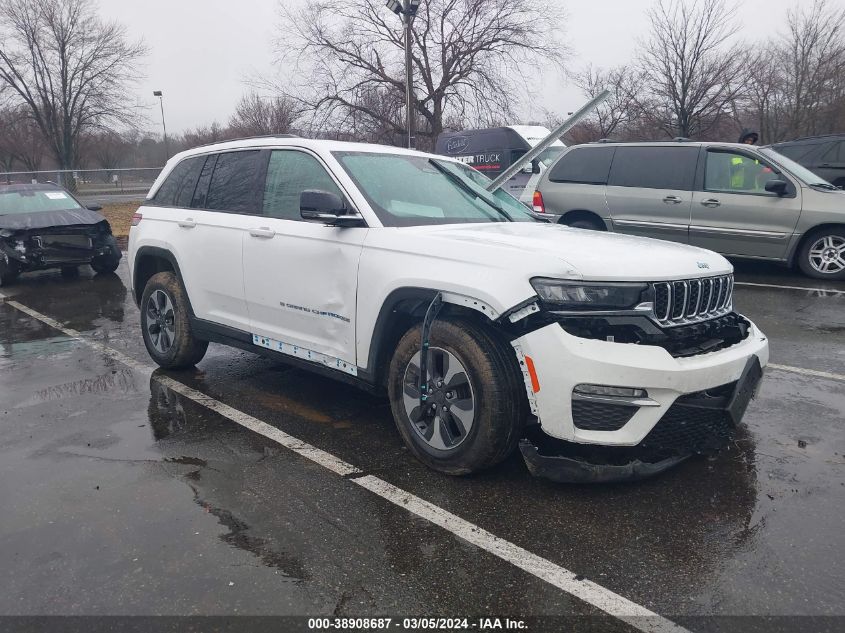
98, 0, 805, 135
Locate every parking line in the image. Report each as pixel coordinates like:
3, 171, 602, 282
6, 297, 689, 633
768, 363, 845, 382
734, 281, 845, 295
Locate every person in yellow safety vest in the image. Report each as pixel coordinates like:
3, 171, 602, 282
731, 130, 763, 189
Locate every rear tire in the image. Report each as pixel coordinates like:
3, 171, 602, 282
387, 318, 527, 475
140, 271, 208, 369
797, 227, 845, 280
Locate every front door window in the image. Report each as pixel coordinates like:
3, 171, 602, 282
705, 151, 776, 194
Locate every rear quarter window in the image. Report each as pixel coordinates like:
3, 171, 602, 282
152, 156, 205, 207
547, 146, 615, 184
608, 146, 698, 190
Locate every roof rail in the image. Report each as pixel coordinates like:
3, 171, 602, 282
786, 133, 844, 142
191, 133, 300, 150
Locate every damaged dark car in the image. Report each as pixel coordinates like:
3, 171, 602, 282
0, 183, 122, 286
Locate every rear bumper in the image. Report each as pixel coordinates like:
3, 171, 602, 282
512, 318, 769, 445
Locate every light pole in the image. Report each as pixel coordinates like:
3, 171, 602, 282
385, 0, 421, 150
153, 90, 169, 159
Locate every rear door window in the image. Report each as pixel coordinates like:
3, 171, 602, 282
152, 156, 205, 207
608, 146, 698, 190
548, 146, 615, 184
204, 150, 262, 213
262, 150, 344, 220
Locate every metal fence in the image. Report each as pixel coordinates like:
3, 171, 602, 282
1, 167, 163, 199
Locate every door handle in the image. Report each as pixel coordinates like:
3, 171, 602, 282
701, 199, 721, 208
178, 218, 196, 228
662, 195, 683, 204
248, 227, 276, 238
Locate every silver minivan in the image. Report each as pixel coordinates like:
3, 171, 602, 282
534, 141, 845, 279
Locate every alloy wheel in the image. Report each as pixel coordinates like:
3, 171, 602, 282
402, 347, 475, 451
146, 289, 176, 354
808, 235, 845, 274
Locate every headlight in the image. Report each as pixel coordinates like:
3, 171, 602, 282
530, 278, 648, 311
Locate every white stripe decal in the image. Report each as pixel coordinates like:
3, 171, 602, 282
4, 298, 693, 632
734, 281, 845, 295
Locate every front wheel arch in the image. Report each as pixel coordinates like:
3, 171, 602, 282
365, 287, 505, 389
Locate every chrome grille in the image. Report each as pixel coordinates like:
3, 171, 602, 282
652, 274, 733, 327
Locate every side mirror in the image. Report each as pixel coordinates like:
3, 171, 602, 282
86, 204, 103, 212
300, 189, 362, 226
764, 179, 789, 196
532, 159, 541, 174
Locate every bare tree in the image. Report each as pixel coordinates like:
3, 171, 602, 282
0, 0, 147, 178
228, 92, 302, 137
277, 0, 565, 149
179, 122, 232, 149
83, 130, 131, 171
571, 64, 641, 140
638, 0, 746, 139
743, 0, 845, 142
0, 105, 47, 171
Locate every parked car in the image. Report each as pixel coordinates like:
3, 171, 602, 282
534, 141, 845, 279
771, 134, 845, 189
0, 183, 122, 286
435, 125, 566, 204
128, 136, 768, 482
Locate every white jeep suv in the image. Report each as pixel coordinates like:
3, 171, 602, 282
129, 136, 769, 482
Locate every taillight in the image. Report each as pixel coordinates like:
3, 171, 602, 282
130, 213, 142, 226
532, 190, 545, 214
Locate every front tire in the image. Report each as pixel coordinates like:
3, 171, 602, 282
0, 259, 19, 287
798, 228, 845, 280
140, 271, 208, 369
387, 318, 527, 475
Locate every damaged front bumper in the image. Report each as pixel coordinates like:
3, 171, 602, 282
512, 318, 769, 482
519, 440, 688, 483
0, 224, 118, 271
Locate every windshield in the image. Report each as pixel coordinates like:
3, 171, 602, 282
760, 147, 833, 186
333, 152, 534, 227
0, 189, 83, 216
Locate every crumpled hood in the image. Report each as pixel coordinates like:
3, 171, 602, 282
404, 222, 732, 281
0, 208, 107, 232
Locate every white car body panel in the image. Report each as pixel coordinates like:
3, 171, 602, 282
131, 136, 769, 452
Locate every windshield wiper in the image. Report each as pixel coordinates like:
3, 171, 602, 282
428, 160, 513, 222
810, 182, 839, 190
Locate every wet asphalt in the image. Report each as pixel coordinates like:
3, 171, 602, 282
0, 257, 843, 631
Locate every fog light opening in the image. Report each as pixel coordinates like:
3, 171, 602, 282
573, 384, 648, 398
